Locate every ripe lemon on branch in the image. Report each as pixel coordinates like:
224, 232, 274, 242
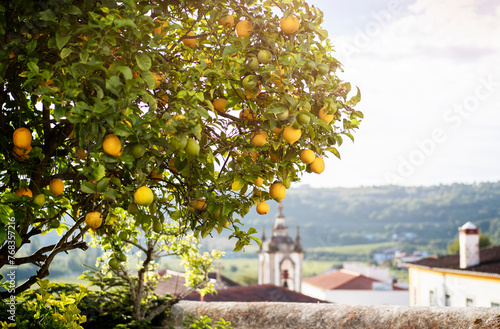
85, 212, 102, 229
256, 201, 269, 215
269, 183, 286, 201
310, 157, 325, 174
16, 188, 33, 198
13, 127, 32, 149
134, 186, 154, 206
280, 15, 300, 34
49, 178, 64, 196
103, 134, 122, 157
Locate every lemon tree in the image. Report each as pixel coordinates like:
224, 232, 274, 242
0, 0, 362, 307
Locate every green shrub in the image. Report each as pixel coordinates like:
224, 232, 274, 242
0, 279, 87, 329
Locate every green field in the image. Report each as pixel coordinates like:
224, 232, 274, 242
307, 241, 397, 254
48, 241, 403, 286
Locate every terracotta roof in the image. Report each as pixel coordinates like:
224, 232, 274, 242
155, 269, 240, 296
303, 269, 406, 291
184, 284, 328, 303
406, 245, 500, 277
155, 270, 189, 296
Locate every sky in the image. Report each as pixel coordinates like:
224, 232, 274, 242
296, 0, 500, 188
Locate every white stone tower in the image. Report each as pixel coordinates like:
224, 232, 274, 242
258, 203, 304, 292
459, 221, 480, 269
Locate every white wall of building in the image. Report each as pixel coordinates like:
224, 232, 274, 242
302, 282, 409, 305
343, 262, 391, 283
409, 268, 500, 307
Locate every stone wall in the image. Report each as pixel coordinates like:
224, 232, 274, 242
166, 301, 500, 329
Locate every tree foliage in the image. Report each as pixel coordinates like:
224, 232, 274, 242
0, 0, 361, 300
447, 233, 492, 255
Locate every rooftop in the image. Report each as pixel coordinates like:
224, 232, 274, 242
184, 284, 328, 303
303, 269, 406, 291
155, 269, 240, 296
406, 245, 500, 277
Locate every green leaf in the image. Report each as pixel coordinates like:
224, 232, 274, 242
327, 147, 341, 159
26, 40, 37, 54
0, 204, 14, 225
60, 48, 72, 59
135, 53, 152, 71
39, 9, 57, 21
118, 66, 133, 80
266, 103, 288, 114
56, 32, 72, 50
284, 94, 298, 108
222, 45, 237, 59
141, 71, 155, 89
1, 193, 18, 203
231, 176, 245, 191
27, 61, 39, 73
81, 181, 96, 194
97, 178, 110, 192
92, 164, 106, 181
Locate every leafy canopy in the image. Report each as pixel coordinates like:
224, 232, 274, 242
0, 0, 362, 295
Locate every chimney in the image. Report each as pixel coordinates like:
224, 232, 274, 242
459, 221, 480, 269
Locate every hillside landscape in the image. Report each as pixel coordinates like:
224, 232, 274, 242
10, 182, 500, 284
208, 181, 500, 256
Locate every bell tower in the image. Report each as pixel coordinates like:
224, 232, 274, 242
258, 203, 304, 292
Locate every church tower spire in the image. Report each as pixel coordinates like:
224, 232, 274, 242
258, 203, 304, 292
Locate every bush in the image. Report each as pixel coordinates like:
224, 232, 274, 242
0, 279, 87, 329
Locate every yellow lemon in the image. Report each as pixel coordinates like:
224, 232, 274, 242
13, 127, 32, 149
256, 201, 270, 215
318, 107, 334, 124
283, 126, 301, 144
213, 98, 228, 112
13, 145, 32, 161
236, 20, 253, 38
300, 149, 316, 164
251, 131, 268, 146
219, 15, 234, 28
310, 157, 325, 174
254, 177, 263, 186
153, 19, 169, 36
182, 31, 197, 48
49, 178, 65, 196
271, 125, 284, 135
103, 134, 122, 157
269, 183, 286, 201
152, 72, 164, 88
134, 186, 154, 206
85, 212, 103, 229
16, 188, 33, 198
190, 197, 207, 211
280, 15, 300, 34
239, 109, 256, 121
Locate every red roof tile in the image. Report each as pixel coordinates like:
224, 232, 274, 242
184, 284, 328, 303
303, 269, 406, 291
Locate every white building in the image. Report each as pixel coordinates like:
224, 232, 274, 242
301, 268, 409, 305
258, 203, 304, 292
406, 222, 500, 307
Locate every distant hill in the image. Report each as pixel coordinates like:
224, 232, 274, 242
23, 182, 500, 273
238, 182, 500, 255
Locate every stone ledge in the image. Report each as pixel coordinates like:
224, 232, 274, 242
166, 301, 500, 329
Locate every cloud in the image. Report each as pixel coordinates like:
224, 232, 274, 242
300, 0, 500, 187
